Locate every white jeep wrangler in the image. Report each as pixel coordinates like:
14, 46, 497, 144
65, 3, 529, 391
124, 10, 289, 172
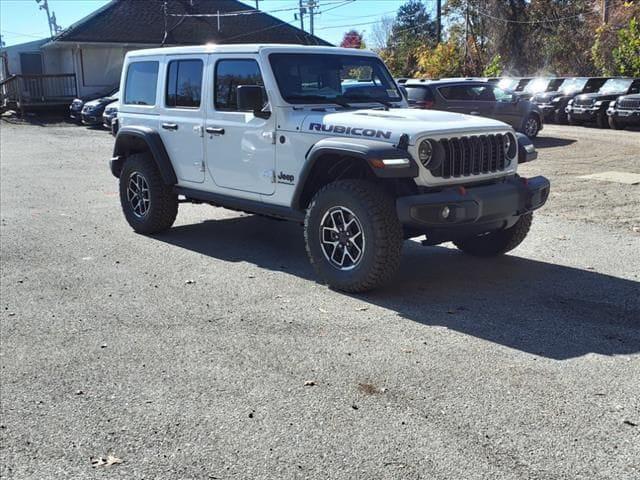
110, 44, 549, 292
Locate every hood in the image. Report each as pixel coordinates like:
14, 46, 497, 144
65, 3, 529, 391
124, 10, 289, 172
574, 92, 623, 103
297, 108, 510, 145
532, 91, 564, 103
85, 96, 117, 108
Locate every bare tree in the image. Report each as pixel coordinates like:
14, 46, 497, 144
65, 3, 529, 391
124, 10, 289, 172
369, 16, 394, 51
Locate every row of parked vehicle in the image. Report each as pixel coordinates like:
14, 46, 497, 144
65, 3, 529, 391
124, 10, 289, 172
397, 76, 640, 133
68, 87, 119, 134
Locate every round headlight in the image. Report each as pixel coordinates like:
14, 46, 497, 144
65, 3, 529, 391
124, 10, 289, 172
504, 132, 517, 159
418, 140, 433, 166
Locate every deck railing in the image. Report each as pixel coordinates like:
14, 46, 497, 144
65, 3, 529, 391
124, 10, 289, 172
1, 73, 77, 109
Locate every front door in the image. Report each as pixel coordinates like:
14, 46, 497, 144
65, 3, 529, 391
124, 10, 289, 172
205, 56, 275, 195
158, 55, 207, 183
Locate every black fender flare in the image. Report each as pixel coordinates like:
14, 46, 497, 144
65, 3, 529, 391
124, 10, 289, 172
111, 126, 177, 185
291, 137, 418, 210
515, 132, 537, 164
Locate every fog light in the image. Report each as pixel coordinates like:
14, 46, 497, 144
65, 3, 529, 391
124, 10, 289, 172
441, 206, 450, 219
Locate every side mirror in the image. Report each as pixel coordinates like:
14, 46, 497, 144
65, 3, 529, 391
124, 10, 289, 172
399, 86, 408, 100
237, 85, 269, 118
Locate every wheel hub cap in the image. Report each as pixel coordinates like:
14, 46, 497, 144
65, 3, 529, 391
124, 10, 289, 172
320, 206, 365, 271
127, 172, 150, 218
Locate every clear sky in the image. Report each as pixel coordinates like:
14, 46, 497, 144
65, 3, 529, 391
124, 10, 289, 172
0, 0, 427, 48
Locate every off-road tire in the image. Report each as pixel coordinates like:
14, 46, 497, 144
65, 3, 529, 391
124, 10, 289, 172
454, 213, 533, 257
304, 180, 403, 293
119, 153, 178, 234
554, 110, 567, 124
596, 111, 609, 129
567, 113, 582, 125
607, 115, 623, 130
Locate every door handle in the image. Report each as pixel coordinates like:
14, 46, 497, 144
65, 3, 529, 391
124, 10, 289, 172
162, 123, 178, 131
206, 127, 225, 135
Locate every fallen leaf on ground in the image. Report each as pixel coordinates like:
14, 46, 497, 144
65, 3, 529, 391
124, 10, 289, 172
185, 279, 196, 285
91, 455, 123, 467
304, 380, 316, 386
355, 306, 368, 311
623, 420, 637, 427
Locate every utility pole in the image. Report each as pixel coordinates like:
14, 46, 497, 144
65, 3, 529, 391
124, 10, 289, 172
35, 0, 61, 37
436, 0, 442, 44
298, 0, 305, 31
602, 0, 609, 24
309, 0, 316, 36
255, 0, 260, 9
464, 0, 469, 73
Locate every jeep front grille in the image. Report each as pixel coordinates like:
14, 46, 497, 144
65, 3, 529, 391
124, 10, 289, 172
618, 98, 640, 110
574, 97, 594, 107
432, 134, 508, 179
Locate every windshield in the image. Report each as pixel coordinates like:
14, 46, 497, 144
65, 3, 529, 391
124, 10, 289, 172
524, 78, 549, 94
269, 53, 402, 105
598, 78, 632, 94
497, 78, 518, 91
559, 78, 587, 94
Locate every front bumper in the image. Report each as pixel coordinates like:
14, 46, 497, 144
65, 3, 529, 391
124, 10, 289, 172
565, 105, 600, 120
103, 112, 116, 128
82, 112, 102, 125
69, 108, 82, 120
397, 176, 550, 234
607, 108, 640, 122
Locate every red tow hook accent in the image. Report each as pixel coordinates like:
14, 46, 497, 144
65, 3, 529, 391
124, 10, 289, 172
521, 177, 529, 186
457, 186, 467, 196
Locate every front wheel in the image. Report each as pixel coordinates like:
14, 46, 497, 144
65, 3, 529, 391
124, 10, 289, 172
596, 111, 609, 129
608, 115, 624, 130
567, 113, 581, 125
304, 180, 403, 293
522, 114, 540, 138
454, 213, 533, 257
119, 153, 178, 234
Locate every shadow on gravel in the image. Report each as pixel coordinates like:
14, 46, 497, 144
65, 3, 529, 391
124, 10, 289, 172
156, 215, 640, 360
533, 136, 576, 148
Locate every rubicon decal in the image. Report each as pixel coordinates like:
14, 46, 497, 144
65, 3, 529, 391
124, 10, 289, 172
309, 123, 392, 139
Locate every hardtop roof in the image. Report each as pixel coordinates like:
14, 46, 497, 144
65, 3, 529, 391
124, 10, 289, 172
125, 44, 379, 58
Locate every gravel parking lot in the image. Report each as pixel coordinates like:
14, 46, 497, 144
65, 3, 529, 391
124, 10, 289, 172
1, 117, 639, 479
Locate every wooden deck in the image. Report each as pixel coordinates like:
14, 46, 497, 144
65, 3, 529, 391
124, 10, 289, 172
1, 74, 77, 113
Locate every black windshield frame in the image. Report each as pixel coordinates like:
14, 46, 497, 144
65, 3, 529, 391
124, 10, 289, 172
268, 53, 402, 105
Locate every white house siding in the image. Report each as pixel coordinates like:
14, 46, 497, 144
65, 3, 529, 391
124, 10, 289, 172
0, 39, 49, 80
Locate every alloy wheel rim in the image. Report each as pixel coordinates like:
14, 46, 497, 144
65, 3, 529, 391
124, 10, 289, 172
319, 206, 365, 271
525, 118, 538, 136
127, 172, 150, 218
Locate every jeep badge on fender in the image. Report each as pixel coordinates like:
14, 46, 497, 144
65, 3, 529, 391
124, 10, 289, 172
110, 44, 550, 293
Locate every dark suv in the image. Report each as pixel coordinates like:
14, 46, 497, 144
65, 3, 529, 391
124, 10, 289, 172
405, 79, 543, 137
516, 77, 565, 101
607, 93, 640, 129
531, 77, 609, 123
566, 78, 640, 128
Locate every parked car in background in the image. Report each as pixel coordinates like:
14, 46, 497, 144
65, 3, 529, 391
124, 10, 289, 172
81, 90, 119, 127
405, 79, 543, 137
517, 77, 565, 101
607, 93, 640, 129
103, 101, 119, 133
498, 77, 533, 93
531, 77, 608, 123
69, 86, 118, 122
566, 78, 640, 128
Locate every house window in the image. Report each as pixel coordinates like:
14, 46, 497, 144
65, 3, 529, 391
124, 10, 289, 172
165, 59, 203, 108
124, 61, 159, 106
215, 59, 264, 111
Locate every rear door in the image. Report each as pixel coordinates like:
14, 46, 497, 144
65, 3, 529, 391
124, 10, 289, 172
158, 55, 207, 184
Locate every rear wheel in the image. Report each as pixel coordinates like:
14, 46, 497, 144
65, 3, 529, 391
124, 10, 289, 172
522, 114, 540, 138
119, 153, 178, 234
454, 213, 533, 257
304, 180, 403, 293
554, 110, 567, 124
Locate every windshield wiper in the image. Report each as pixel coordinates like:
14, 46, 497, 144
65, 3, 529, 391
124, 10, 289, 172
285, 94, 354, 109
342, 95, 393, 110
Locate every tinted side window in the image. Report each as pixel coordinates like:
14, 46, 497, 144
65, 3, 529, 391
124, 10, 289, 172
405, 86, 434, 102
124, 61, 159, 106
166, 59, 203, 108
438, 86, 470, 100
215, 59, 264, 111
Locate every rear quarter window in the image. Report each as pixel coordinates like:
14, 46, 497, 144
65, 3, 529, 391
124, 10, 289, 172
124, 61, 159, 106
